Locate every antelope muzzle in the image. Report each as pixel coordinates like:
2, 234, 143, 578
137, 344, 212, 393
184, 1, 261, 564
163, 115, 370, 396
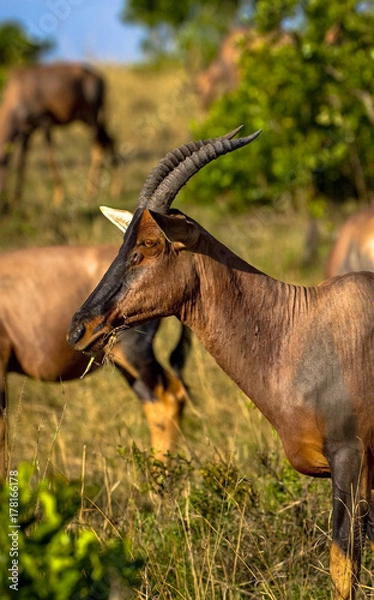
67, 313, 116, 354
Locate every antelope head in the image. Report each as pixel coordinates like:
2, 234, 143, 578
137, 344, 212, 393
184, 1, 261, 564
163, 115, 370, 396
67, 126, 261, 354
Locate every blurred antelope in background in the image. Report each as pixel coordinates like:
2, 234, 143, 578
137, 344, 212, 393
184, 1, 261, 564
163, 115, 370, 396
0, 243, 191, 477
69, 127, 374, 599
0, 62, 117, 209
195, 27, 292, 108
326, 202, 374, 277
195, 24, 341, 109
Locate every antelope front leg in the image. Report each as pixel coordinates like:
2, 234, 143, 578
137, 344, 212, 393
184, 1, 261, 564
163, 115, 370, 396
0, 154, 11, 213
45, 130, 64, 206
86, 140, 103, 198
329, 448, 371, 599
111, 339, 187, 463
14, 134, 29, 202
140, 370, 187, 462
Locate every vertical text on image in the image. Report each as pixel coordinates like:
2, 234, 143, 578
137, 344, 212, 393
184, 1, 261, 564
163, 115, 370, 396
8, 469, 19, 592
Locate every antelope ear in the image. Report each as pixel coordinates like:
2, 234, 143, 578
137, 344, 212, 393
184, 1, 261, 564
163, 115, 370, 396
99, 206, 134, 233
148, 210, 199, 248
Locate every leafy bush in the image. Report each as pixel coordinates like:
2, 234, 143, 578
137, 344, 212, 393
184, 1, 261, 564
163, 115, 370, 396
0, 464, 142, 599
0, 22, 53, 91
0, 22, 51, 67
187, 0, 374, 211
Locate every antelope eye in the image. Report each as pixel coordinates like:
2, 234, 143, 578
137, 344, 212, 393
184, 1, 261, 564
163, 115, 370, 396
143, 238, 158, 248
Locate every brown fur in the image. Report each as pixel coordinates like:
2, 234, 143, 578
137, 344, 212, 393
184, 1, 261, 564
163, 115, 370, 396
0, 243, 190, 476
0, 62, 117, 207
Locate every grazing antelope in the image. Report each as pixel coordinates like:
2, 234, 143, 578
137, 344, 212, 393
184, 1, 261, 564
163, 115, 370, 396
0, 62, 117, 208
68, 126, 374, 599
326, 202, 374, 278
195, 27, 292, 108
195, 23, 338, 109
195, 27, 248, 109
0, 244, 191, 477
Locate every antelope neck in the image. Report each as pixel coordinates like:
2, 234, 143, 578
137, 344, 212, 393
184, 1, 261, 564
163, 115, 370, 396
181, 237, 311, 425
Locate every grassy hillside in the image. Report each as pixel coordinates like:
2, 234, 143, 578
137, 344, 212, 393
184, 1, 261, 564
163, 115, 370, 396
1, 63, 373, 598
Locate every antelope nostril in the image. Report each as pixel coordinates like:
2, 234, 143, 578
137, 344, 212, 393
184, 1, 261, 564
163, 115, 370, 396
68, 323, 86, 346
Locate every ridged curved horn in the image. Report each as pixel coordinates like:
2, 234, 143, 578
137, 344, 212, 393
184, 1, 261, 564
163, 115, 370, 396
141, 128, 261, 214
137, 125, 247, 211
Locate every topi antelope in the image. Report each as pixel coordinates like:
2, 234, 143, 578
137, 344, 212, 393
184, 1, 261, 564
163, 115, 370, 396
0, 244, 191, 478
195, 27, 293, 108
0, 62, 117, 209
68, 126, 374, 599
326, 202, 374, 278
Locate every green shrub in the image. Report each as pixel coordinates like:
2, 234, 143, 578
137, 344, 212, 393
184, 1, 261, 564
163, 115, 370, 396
186, 1, 374, 212
0, 463, 142, 600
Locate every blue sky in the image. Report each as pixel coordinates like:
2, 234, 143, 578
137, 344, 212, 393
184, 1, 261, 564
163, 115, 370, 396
0, 0, 145, 63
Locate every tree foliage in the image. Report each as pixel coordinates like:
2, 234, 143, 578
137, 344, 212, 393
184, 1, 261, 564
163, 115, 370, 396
0, 22, 51, 66
188, 0, 374, 209
0, 22, 52, 89
121, 0, 242, 64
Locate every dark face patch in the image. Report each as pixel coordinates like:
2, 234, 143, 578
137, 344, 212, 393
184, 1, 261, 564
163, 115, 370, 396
67, 210, 147, 351
68, 209, 182, 353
